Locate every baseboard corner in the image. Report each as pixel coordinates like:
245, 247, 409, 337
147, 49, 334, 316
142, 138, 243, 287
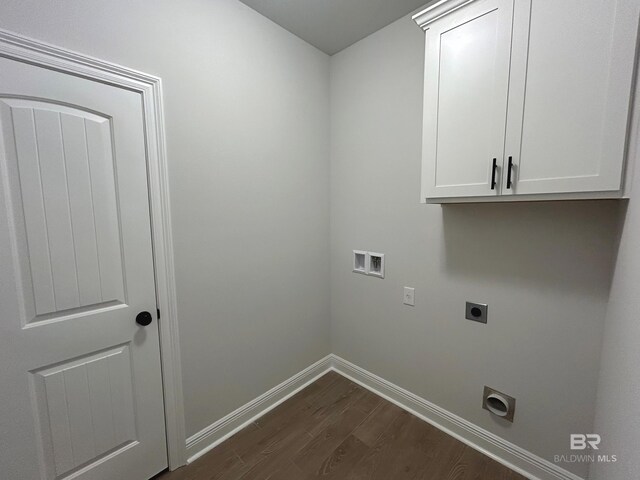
184, 354, 332, 463
184, 353, 584, 480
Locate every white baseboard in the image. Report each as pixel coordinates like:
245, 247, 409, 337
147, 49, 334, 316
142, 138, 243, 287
330, 354, 584, 480
184, 354, 583, 480
185, 355, 332, 463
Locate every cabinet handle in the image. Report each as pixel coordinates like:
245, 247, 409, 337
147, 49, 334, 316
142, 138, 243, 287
491, 158, 497, 190
506, 156, 514, 189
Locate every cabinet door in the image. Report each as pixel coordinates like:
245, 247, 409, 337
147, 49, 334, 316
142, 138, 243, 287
421, 0, 514, 200
503, 0, 639, 196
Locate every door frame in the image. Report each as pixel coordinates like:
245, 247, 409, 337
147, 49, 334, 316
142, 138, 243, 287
0, 29, 187, 469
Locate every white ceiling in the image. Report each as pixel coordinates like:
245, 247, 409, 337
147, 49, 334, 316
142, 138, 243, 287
237, 0, 431, 55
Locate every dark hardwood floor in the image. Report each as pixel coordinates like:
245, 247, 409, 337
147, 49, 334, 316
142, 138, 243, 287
159, 371, 526, 480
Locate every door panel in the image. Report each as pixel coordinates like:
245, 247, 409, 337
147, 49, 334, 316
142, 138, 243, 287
503, 0, 638, 195
31, 345, 136, 478
421, 0, 513, 199
0, 57, 166, 480
4, 99, 125, 322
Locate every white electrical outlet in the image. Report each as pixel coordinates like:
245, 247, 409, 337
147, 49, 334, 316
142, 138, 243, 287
403, 287, 415, 306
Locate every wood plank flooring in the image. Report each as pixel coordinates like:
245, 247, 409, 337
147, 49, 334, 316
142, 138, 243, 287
158, 372, 526, 480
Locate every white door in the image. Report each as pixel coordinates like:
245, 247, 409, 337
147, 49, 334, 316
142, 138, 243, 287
421, 0, 514, 200
502, 0, 637, 196
0, 56, 167, 479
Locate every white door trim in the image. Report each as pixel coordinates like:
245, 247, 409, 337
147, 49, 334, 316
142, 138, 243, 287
0, 29, 187, 469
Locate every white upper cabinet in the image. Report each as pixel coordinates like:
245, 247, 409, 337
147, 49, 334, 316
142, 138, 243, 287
413, 0, 639, 202
421, 0, 514, 199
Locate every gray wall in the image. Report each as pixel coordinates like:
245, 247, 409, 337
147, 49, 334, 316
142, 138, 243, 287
589, 113, 640, 477
0, 0, 331, 438
329, 16, 622, 477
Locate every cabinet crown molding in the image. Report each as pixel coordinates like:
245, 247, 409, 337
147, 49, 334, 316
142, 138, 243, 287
412, 0, 478, 30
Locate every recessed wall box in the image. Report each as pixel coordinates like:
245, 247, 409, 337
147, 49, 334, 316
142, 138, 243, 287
352, 250, 385, 278
368, 252, 385, 278
353, 250, 367, 275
